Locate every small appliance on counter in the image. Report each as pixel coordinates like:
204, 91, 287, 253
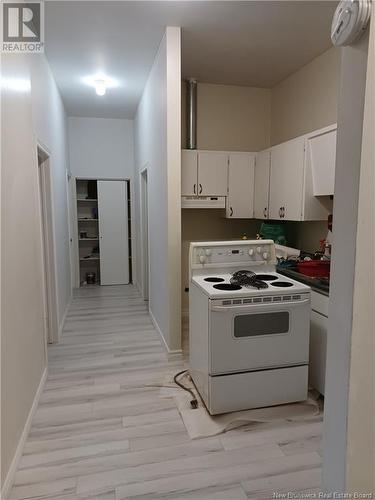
189, 240, 311, 415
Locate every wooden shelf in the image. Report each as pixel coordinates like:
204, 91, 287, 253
80, 256, 100, 261
79, 238, 99, 241
77, 198, 98, 202
78, 218, 99, 222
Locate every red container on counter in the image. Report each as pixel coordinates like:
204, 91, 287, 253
297, 260, 330, 278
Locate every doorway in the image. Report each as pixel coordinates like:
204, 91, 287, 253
37, 146, 59, 344
140, 167, 149, 301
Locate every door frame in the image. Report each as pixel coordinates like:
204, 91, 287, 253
140, 166, 149, 301
37, 143, 59, 344
73, 177, 133, 287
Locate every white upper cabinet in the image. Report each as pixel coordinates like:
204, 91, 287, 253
254, 149, 271, 219
269, 136, 305, 221
268, 125, 335, 222
197, 151, 228, 196
306, 124, 337, 196
226, 153, 255, 218
181, 150, 198, 196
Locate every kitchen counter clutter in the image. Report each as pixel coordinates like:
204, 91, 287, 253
277, 267, 329, 296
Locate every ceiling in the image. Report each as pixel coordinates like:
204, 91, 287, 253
45, 1, 338, 119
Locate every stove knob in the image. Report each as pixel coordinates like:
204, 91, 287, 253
262, 252, 269, 260
257, 246, 262, 254
248, 248, 254, 256
199, 255, 206, 264
205, 249, 212, 256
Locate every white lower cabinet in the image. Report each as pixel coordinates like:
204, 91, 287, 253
226, 153, 255, 218
309, 291, 329, 395
309, 310, 327, 395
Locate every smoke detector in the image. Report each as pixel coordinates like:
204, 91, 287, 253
331, 0, 371, 46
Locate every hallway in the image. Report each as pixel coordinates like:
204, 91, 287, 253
9, 286, 323, 499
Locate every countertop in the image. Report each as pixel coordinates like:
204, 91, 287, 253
276, 267, 330, 296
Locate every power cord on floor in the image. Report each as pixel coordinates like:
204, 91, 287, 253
173, 370, 198, 409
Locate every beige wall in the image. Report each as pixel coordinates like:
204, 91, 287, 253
1, 52, 71, 493
346, 10, 375, 493
182, 81, 271, 151
134, 28, 181, 351
271, 47, 341, 145
1, 55, 47, 489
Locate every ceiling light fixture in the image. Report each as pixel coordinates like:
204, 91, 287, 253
94, 79, 107, 96
82, 74, 119, 96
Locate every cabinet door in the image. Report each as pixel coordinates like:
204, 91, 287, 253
309, 310, 328, 395
98, 180, 129, 285
306, 126, 337, 196
197, 151, 228, 196
181, 150, 198, 196
269, 136, 305, 221
254, 149, 271, 219
227, 153, 255, 218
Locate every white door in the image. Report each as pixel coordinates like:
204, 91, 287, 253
181, 150, 198, 196
98, 180, 129, 285
269, 136, 305, 221
198, 151, 228, 196
254, 149, 271, 219
227, 153, 255, 218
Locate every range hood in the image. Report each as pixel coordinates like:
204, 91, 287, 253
181, 196, 226, 209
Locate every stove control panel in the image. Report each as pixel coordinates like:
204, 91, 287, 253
190, 240, 277, 269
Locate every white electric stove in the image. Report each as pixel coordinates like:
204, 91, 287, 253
189, 240, 311, 415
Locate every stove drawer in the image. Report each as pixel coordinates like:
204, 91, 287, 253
208, 364, 308, 414
209, 298, 310, 375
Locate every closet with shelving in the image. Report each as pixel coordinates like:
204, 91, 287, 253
75, 178, 131, 287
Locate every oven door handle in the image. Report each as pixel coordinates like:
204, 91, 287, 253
210, 298, 310, 312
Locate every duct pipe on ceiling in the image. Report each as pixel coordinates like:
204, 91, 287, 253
186, 79, 197, 149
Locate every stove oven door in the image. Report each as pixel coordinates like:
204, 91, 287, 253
209, 295, 310, 375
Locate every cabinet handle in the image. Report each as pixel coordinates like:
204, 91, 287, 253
282, 206, 285, 218
230, 207, 233, 217
199, 183, 203, 194
279, 207, 282, 218
263, 207, 267, 218
193, 184, 196, 194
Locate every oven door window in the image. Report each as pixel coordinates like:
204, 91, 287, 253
234, 312, 289, 338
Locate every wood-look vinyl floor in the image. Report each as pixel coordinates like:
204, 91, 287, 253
9, 285, 323, 500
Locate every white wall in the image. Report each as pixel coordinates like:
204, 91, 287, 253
1, 52, 71, 494
134, 27, 181, 351
345, 10, 374, 492
31, 55, 72, 329
68, 117, 134, 179
322, 30, 370, 493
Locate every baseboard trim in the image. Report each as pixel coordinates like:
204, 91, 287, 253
1, 367, 47, 499
149, 309, 183, 355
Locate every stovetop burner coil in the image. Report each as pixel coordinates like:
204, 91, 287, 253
231, 270, 269, 290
